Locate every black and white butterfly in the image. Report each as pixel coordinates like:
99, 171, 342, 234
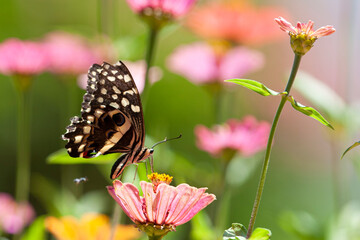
62, 61, 153, 179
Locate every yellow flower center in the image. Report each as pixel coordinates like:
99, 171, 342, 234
148, 173, 173, 185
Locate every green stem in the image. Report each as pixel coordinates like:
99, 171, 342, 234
246, 54, 302, 238
142, 26, 158, 101
14, 76, 32, 202
148, 235, 165, 240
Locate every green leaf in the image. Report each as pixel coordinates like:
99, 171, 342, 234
223, 223, 247, 240
342, 141, 360, 159
248, 228, 272, 240
21, 216, 46, 240
284, 95, 334, 130
47, 149, 118, 164
225, 79, 280, 96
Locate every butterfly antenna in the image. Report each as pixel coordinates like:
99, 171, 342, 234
151, 134, 182, 149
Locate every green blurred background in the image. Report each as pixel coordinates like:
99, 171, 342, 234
1, 0, 360, 239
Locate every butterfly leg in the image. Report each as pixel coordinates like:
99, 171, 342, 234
132, 164, 139, 183
150, 155, 154, 173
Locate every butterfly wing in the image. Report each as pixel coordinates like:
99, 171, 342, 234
63, 61, 145, 158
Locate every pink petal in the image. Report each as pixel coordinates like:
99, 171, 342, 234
164, 184, 194, 224
153, 183, 177, 225
167, 42, 218, 84
140, 181, 156, 222
169, 185, 208, 225
274, 16, 296, 34
0, 38, 48, 76
219, 46, 264, 80
43, 31, 101, 75
111, 180, 147, 223
312, 26, 336, 38
175, 193, 216, 225
107, 186, 136, 222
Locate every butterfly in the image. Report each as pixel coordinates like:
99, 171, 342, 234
62, 61, 153, 179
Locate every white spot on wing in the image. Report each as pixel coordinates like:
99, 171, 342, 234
74, 135, 83, 143
78, 144, 86, 152
95, 109, 105, 118
97, 97, 104, 103
83, 126, 91, 134
131, 105, 141, 113
109, 102, 120, 109
87, 115, 94, 122
108, 76, 116, 81
111, 70, 118, 74
124, 90, 134, 95
101, 88, 107, 94
121, 98, 129, 107
124, 74, 131, 82
112, 94, 118, 100
113, 86, 121, 94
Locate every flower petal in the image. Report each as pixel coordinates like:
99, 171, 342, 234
153, 183, 177, 225
109, 180, 146, 223
175, 193, 216, 225
140, 181, 156, 222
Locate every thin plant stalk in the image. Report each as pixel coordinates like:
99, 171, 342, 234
14, 76, 32, 202
246, 54, 302, 237
142, 26, 159, 100
109, 204, 122, 240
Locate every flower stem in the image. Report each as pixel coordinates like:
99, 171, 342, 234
14, 76, 32, 202
148, 235, 165, 240
142, 26, 158, 101
246, 54, 302, 238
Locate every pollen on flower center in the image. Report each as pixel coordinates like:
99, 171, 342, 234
148, 173, 173, 192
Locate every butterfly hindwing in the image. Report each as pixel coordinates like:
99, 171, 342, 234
63, 61, 145, 159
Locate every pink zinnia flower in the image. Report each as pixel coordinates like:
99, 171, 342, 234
274, 17, 335, 55
107, 173, 215, 237
0, 193, 35, 234
43, 31, 101, 75
126, 0, 196, 19
167, 42, 264, 84
195, 116, 270, 158
0, 38, 48, 76
77, 60, 162, 92
187, 1, 288, 46
275, 17, 335, 38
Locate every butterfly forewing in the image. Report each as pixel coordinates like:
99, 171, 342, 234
63, 61, 145, 160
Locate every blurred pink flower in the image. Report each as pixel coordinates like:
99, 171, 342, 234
77, 60, 162, 92
195, 116, 270, 157
126, 0, 196, 18
0, 38, 48, 76
0, 193, 35, 234
43, 31, 101, 75
167, 42, 264, 84
187, 1, 288, 46
107, 179, 215, 229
